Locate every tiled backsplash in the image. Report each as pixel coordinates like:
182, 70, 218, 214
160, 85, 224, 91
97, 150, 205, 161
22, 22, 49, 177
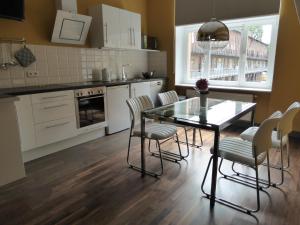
0, 44, 167, 88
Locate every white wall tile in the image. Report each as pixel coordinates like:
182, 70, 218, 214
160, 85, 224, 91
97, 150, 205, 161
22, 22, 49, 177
0, 44, 167, 87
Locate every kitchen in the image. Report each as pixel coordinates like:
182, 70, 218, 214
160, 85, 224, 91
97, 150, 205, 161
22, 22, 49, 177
1, 0, 300, 224
0, 1, 167, 177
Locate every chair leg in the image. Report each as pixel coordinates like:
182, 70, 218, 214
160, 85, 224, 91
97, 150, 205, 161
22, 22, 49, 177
156, 140, 164, 176
201, 156, 261, 214
175, 133, 184, 159
286, 138, 290, 169
231, 145, 285, 187
199, 128, 203, 146
127, 135, 163, 178
181, 127, 190, 158
201, 156, 213, 197
218, 160, 268, 189
127, 135, 132, 166
254, 165, 261, 213
230, 162, 272, 189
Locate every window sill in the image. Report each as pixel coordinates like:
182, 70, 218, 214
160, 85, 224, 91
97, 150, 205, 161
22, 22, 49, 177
176, 83, 272, 94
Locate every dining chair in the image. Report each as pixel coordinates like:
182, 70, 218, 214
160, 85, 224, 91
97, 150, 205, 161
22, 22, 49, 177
126, 95, 183, 177
201, 114, 280, 214
240, 102, 300, 185
158, 90, 203, 155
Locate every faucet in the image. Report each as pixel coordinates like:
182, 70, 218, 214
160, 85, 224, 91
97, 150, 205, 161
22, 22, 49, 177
121, 64, 130, 81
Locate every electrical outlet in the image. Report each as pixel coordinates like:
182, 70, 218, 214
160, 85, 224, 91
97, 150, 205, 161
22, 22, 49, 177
26, 71, 39, 78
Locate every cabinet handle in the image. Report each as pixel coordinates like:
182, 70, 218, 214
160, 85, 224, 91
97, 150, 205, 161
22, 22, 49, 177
42, 95, 69, 100
129, 28, 132, 45
133, 28, 135, 46
43, 104, 68, 110
105, 23, 108, 43
45, 122, 70, 129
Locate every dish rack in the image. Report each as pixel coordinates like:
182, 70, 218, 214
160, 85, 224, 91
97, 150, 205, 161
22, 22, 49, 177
0, 37, 26, 70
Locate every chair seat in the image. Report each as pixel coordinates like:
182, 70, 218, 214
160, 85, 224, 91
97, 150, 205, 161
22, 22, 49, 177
133, 123, 177, 140
240, 127, 287, 148
210, 137, 266, 167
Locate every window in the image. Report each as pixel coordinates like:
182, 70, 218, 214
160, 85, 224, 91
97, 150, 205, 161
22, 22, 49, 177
175, 15, 279, 91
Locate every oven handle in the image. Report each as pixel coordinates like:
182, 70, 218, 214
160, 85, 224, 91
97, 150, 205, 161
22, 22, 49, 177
77, 95, 104, 101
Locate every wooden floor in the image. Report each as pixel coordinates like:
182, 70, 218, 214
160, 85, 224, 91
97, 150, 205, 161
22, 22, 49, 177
0, 126, 300, 225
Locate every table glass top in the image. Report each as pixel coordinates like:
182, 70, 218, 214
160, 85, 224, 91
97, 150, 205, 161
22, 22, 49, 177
145, 97, 256, 127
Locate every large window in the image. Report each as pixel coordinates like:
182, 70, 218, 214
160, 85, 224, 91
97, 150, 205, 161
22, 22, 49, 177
175, 15, 279, 91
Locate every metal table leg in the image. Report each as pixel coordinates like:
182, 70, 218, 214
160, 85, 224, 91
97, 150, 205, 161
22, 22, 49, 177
251, 108, 256, 126
141, 112, 146, 177
210, 128, 220, 208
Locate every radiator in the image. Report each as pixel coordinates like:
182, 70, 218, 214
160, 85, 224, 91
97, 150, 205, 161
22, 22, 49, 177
186, 89, 254, 121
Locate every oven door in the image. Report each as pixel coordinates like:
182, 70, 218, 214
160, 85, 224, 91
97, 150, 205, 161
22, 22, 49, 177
76, 94, 106, 129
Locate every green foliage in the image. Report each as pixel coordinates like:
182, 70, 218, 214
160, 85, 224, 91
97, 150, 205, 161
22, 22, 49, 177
248, 25, 263, 41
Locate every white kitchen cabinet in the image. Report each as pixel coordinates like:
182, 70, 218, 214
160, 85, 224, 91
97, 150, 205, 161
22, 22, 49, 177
120, 9, 132, 49
131, 12, 142, 49
15, 95, 36, 152
89, 4, 120, 48
15, 91, 77, 151
150, 80, 165, 106
106, 85, 130, 134
120, 9, 141, 49
130, 82, 151, 98
89, 4, 141, 50
32, 100, 75, 124
35, 117, 77, 147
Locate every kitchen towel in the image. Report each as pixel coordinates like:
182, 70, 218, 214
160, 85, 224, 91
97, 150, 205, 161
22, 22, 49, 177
14, 46, 36, 67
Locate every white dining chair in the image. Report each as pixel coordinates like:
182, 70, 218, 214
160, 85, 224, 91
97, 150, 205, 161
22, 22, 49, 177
201, 114, 280, 214
126, 95, 183, 177
158, 91, 203, 156
240, 101, 300, 185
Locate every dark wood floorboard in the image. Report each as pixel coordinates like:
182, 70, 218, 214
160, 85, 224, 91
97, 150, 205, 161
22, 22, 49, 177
0, 126, 299, 225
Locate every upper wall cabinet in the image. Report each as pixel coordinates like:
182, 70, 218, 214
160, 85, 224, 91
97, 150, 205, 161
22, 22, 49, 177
89, 4, 141, 50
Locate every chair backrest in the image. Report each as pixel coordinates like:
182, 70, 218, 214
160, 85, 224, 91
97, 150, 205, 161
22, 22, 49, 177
126, 95, 154, 127
278, 102, 300, 137
253, 114, 281, 157
158, 90, 179, 106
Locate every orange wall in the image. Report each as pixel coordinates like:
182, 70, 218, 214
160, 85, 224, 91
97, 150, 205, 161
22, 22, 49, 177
0, 0, 148, 46
147, 0, 175, 89
147, 0, 300, 131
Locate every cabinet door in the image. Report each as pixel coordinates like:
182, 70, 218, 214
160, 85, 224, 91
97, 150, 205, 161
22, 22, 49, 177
102, 4, 120, 48
106, 85, 130, 134
120, 9, 133, 49
131, 82, 151, 98
131, 12, 142, 49
15, 95, 36, 152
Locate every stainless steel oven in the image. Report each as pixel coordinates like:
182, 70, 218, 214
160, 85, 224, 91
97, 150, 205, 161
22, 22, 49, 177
74, 87, 107, 131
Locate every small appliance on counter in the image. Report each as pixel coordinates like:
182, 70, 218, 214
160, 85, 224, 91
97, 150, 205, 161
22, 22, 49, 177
141, 35, 158, 50
102, 68, 111, 82
142, 71, 155, 79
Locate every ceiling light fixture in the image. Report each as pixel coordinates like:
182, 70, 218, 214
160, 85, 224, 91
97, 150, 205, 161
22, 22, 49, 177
197, 0, 230, 51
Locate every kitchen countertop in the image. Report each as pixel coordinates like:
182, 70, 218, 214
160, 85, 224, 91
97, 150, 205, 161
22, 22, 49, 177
0, 78, 166, 98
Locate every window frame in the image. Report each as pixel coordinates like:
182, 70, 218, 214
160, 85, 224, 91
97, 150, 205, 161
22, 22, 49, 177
175, 15, 280, 91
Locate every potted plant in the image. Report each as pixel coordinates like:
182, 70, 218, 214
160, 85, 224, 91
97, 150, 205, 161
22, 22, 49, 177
194, 78, 209, 107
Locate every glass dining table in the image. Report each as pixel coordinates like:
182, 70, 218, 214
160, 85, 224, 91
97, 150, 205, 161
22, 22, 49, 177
140, 97, 256, 208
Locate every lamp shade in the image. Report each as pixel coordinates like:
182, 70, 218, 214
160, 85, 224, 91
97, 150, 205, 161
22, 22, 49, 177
197, 18, 229, 51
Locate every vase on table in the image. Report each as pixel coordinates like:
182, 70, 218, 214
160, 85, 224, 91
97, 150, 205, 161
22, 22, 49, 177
199, 92, 208, 123
194, 78, 209, 123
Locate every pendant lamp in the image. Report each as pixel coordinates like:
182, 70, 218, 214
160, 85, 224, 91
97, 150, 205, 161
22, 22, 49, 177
197, 0, 230, 51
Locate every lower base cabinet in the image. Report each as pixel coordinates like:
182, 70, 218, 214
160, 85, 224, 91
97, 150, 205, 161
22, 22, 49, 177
35, 117, 77, 147
15, 91, 78, 152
